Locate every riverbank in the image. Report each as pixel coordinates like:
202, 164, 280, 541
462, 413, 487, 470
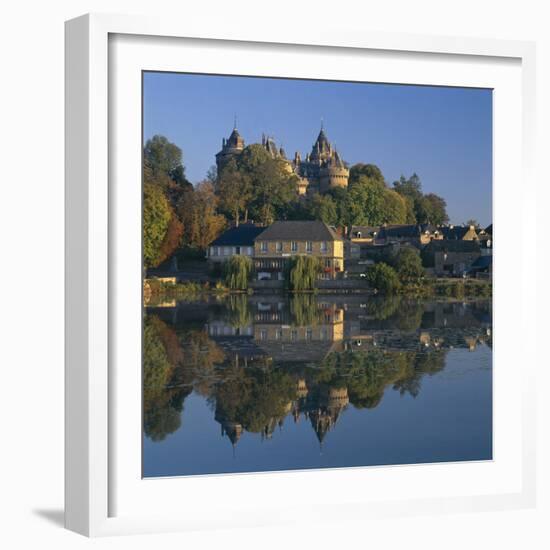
144, 276, 491, 304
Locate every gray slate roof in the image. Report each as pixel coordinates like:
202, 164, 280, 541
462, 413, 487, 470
424, 240, 480, 253
255, 221, 342, 242
210, 224, 266, 247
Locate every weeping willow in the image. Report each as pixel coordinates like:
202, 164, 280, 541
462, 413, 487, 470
224, 255, 253, 290
288, 256, 321, 291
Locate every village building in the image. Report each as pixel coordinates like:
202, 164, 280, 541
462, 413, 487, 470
440, 224, 479, 241
216, 124, 349, 196
374, 224, 441, 247
422, 239, 481, 277
253, 220, 344, 281
206, 223, 265, 264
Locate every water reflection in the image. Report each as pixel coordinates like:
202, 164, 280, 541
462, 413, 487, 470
144, 294, 492, 472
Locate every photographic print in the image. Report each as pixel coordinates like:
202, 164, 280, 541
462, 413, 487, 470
142, 73, 492, 478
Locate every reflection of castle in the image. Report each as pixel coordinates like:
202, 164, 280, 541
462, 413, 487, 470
216, 124, 349, 195
303, 386, 350, 446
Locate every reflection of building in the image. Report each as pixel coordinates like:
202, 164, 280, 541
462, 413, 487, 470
254, 221, 344, 281
305, 386, 350, 445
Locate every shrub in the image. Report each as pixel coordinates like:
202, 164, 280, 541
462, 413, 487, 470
366, 263, 401, 294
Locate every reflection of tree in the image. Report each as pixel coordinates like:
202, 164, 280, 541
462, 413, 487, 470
223, 294, 252, 328
214, 366, 295, 437
290, 293, 322, 327
143, 316, 191, 441
312, 350, 421, 409
363, 296, 423, 332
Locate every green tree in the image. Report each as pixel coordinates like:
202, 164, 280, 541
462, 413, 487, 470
236, 144, 297, 224
366, 262, 401, 294
217, 158, 252, 226
144, 135, 189, 186
143, 182, 172, 268
424, 193, 449, 225
394, 247, 424, 282
224, 255, 253, 290
304, 193, 339, 225
349, 163, 385, 186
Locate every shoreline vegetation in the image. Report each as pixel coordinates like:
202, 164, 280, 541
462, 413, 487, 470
144, 276, 491, 302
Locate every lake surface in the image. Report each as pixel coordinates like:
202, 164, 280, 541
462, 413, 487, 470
143, 294, 492, 477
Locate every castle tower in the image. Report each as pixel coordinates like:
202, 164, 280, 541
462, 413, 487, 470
215, 124, 245, 174
296, 126, 349, 194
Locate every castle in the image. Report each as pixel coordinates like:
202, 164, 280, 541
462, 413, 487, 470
215, 124, 349, 195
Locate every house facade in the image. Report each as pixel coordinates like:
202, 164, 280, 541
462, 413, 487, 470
422, 240, 481, 277
375, 224, 442, 246
253, 221, 344, 281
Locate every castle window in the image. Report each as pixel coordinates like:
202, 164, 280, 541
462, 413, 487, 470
276, 241, 283, 252
306, 241, 313, 252
291, 241, 298, 252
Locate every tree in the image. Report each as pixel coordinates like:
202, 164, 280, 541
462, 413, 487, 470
394, 247, 424, 282
392, 173, 448, 224
217, 158, 252, 226
144, 135, 190, 186
288, 256, 321, 291
178, 182, 226, 250
366, 263, 401, 294
349, 163, 385, 186
236, 144, 297, 225
303, 193, 339, 225
340, 176, 408, 229
424, 193, 449, 225
224, 256, 253, 290
143, 182, 172, 268
156, 214, 184, 267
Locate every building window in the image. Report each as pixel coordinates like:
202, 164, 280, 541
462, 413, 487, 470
261, 242, 268, 253
223, 247, 229, 256
324, 259, 331, 268
276, 242, 283, 252
306, 241, 313, 252
291, 330, 298, 341
276, 329, 283, 340
321, 241, 328, 253
212, 246, 218, 256
306, 328, 313, 341
235, 246, 241, 255
291, 241, 298, 252
260, 329, 267, 341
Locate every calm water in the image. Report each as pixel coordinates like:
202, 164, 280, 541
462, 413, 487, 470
143, 294, 492, 477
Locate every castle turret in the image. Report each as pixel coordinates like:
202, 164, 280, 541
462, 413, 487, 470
216, 125, 245, 173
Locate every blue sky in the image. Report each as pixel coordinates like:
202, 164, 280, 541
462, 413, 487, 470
143, 72, 492, 226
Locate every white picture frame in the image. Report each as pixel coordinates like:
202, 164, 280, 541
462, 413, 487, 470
65, 13, 537, 537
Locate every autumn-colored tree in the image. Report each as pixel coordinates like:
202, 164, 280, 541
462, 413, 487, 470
156, 214, 184, 267
178, 182, 226, 250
